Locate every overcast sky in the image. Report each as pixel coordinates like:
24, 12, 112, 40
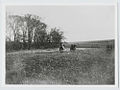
6, 5, 115, 42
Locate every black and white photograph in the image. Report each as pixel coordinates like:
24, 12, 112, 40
5, 5, 116, 85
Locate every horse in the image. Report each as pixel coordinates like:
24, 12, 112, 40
70, 44, 76, 51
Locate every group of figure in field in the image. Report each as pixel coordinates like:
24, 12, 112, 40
59, 42, 76, 53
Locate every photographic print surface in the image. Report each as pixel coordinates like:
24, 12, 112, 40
6, 5, 115, 85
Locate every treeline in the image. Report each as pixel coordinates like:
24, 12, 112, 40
6, 14, 64, 51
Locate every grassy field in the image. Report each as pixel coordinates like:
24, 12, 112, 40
6, 48, 114, 85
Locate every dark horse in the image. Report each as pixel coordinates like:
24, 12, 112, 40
70, 44, 76, 51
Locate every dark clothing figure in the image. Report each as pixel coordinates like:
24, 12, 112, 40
59, 43, 65, 53
70, 44, 76, 51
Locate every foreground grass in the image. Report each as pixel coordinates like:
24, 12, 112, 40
6, 48, 114, 85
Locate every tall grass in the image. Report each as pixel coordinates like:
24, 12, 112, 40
6, 48, 114, 84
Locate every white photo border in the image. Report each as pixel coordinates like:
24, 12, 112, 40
0, 0, 119, 88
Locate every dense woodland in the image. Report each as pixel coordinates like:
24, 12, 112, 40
6, 14, 64, 51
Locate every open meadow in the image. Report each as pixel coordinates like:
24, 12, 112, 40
5, 5, 115, 85
6, 48, 114, 85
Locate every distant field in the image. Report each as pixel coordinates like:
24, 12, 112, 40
64, 39, 114, 48
6, 48, 114, 85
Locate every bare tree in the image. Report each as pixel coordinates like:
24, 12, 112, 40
6, 15, 24, 50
